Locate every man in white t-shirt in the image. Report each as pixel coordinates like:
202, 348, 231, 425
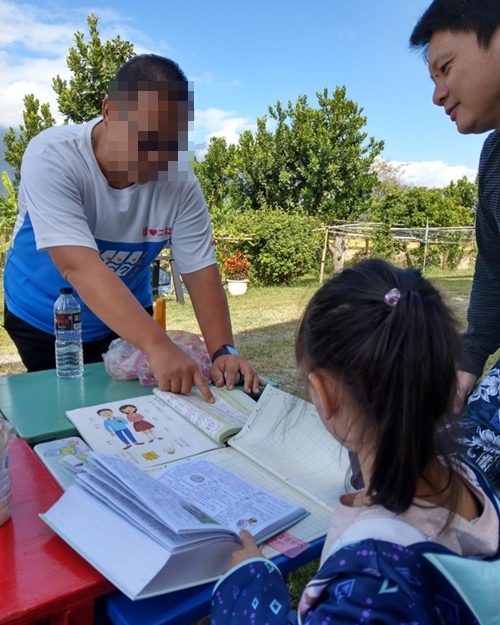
3, 54, 260, 401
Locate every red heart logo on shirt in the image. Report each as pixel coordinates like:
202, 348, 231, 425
149, 229, 158, 236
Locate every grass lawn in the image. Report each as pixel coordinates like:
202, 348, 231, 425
0, 268, 477, 382
0, 267, 485, 604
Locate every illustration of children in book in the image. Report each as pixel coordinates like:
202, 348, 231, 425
119, 404, 164, 443
96, 408, 145, 450
43, 438, 93, 472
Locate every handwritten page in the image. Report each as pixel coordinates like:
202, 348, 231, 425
229, 386, 351, 509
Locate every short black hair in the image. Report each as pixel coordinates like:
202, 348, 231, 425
114, 53, 187, 82
109, 54, 191, 103
410, 0, 500, 51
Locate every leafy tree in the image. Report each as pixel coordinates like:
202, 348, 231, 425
231, 113, 294, 212
0, 171, 19, 253
276, 88, 384, 220
4, 14, 135, 189
369, 158, 408, 204
52, 13, 134, 123
443, 176, 477, 217
2, 14, 135, 251
368, 178, 477, 268
200, 87, 384, 221
371, 182, 476, 228
194, 137, 237, 215
3, 95, 56, 190
370, 221, 401, 261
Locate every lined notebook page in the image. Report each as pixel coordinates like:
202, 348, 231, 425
229, 386, 351, 509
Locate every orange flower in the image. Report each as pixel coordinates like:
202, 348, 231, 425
223, 252, 250, 280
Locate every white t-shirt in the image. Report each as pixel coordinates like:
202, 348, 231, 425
4, 118, 216, 340
321, 463, 499, 565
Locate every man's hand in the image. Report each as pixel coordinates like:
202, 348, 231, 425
226, 530, 263, 571
454, 370, 478, 414
183, 266, 264, 396
147, 339, 214, 402
210, 354, 263, 395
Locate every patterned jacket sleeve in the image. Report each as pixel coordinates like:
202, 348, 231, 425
298, 540, 479, 625
210, 540, 477, 625
298, 568, 435, 624
211, 558, 292, 625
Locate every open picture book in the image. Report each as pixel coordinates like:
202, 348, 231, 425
40, 386, 352, 600
61, 386, 256, 473
34, 436, 93, 490
41, 452, 308, 599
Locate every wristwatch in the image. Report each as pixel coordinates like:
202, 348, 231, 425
211, 345, 239, 362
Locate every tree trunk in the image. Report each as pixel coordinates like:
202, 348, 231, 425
329, 234, 346, 274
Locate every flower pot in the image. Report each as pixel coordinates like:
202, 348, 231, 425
227, 279, 248, 296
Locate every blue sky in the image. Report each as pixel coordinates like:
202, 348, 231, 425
0, 0, 487, 186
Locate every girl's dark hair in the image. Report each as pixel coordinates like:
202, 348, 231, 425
410, 0, 500, 51
119, 404, 137, 412
296, 258, 461, 514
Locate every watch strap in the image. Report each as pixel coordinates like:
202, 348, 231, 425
211, 345, 239, 362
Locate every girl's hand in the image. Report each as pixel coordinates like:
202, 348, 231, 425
226, 530, 264, 571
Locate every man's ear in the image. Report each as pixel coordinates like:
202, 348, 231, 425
307, 371, 339, 425
101, 95, 109, 125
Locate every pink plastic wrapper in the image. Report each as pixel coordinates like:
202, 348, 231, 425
102, 330, 212, 386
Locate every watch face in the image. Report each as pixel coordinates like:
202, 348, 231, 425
224, 346, 239, 356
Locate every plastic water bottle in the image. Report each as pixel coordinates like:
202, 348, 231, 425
54, 287, 84, 379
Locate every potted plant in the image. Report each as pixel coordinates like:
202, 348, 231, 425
223, 252, 250, 296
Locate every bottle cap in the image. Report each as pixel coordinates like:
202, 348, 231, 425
59, 287, 74, 295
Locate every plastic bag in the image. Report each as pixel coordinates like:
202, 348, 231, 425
102, 331, 212, 386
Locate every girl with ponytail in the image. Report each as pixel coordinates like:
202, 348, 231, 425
211, 259, 500, 624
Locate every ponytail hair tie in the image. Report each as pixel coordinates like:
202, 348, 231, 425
384, 288, 401, 307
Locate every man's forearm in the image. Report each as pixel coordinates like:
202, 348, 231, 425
182, 264, 234, 358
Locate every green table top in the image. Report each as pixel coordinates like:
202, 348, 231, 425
0, 363, 153, 444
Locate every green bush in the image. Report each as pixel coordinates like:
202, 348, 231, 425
370, 222, 401, 261
214, 208, 322, 285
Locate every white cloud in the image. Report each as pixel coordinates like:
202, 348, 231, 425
339, 28, 356, 42
0, 52, 70, 126
191, 72, 215, 86
0, 1, 77, 54
0, 1, 79, 126
193, 107, 254, 156
190, 72, 242, 89
390, 159, 477, 188
0, 0, 161, 128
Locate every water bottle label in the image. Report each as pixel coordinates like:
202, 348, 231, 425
55, 312, 82, 332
